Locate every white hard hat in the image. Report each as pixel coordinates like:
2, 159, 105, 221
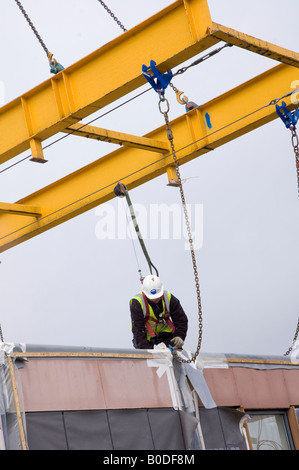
142, 275, 164, 300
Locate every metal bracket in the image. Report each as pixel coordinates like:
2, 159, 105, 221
48, 52, 64, 74
275, 101, 299, 130
142, 60, 173, 95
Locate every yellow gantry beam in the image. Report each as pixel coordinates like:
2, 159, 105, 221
1, 0, 299, 252
1, 2, 299, 165
0, 0, 216, 165
1, 61, 299, 252
63, 123, 169, 154
210, 23, 299, 68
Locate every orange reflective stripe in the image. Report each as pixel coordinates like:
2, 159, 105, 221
145, 320, 157, 338
165, 317, 175, 332
140, 291, 175, 339
142, 291, 158, 337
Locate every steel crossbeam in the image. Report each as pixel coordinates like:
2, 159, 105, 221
1, 61, 299, 252
0, 0, 215, 165
1, 0, 299, 252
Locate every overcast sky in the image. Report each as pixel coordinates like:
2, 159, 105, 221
1, 0, 299, 358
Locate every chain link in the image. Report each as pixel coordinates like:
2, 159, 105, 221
172, 43, 232, 78
14, 0, 50, 56
284, 316, 299, 356
158, 94, 203, 364
290, 127, 299, 196
97, 0, 127, 32
284, 129, 299, 354
167, 43, 232, 107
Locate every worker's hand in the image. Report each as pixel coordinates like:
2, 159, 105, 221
171, 337, 184, 349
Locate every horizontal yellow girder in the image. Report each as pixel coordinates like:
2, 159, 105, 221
210, 23, 299, 68
63, 123, 169, 153
1, 0, 299, 253
0, 0, 216, 165
0, 202, 42, 217
1, 6, 298, 167
1, 61, 298, 252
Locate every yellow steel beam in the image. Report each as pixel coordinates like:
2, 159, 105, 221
0, 202, 42, 217
210, 22, 299, 67
0, 0, 216, 165
63, 123, 169, 153
0, 62, 298, 252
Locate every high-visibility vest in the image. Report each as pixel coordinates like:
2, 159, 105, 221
131, 291, 175, 342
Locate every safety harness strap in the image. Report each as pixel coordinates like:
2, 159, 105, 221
141, 291, 175, 337
141, 291, 157, 337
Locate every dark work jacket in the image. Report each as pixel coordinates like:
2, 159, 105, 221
130, 293, 188, 349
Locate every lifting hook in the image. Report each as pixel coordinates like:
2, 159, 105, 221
175, 89, 199, 112
176, 90, 188, 105
47, 52, 64, 74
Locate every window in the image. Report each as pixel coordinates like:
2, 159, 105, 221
246, 412, 294, 450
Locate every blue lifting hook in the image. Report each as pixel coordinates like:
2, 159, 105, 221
142, 59, 199, 112
275, 101, 299, 130
48, 52, 64, 75
142, 60, 173, 95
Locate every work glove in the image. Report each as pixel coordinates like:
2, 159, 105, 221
171, 337, 184, 349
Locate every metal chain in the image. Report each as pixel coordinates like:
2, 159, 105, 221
290, 127, 299, 196
284, 316, 299, 356
172, 43, 233, 78
283, 128, 299, 354
168, 43, 232, 107
97, 0, 127, 32
13, 0, 50, 57
158, 95, 203, 364
167, 45, 232, 96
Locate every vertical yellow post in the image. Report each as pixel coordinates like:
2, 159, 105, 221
7, 357, 27, 450
29, 138, 47, 163
166, 165, 179, 186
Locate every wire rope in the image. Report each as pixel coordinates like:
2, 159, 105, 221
0, 88, 151, 174
0, 42, 234, 173
2, 83, 298, 176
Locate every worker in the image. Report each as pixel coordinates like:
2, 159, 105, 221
130, 275, 188, 350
